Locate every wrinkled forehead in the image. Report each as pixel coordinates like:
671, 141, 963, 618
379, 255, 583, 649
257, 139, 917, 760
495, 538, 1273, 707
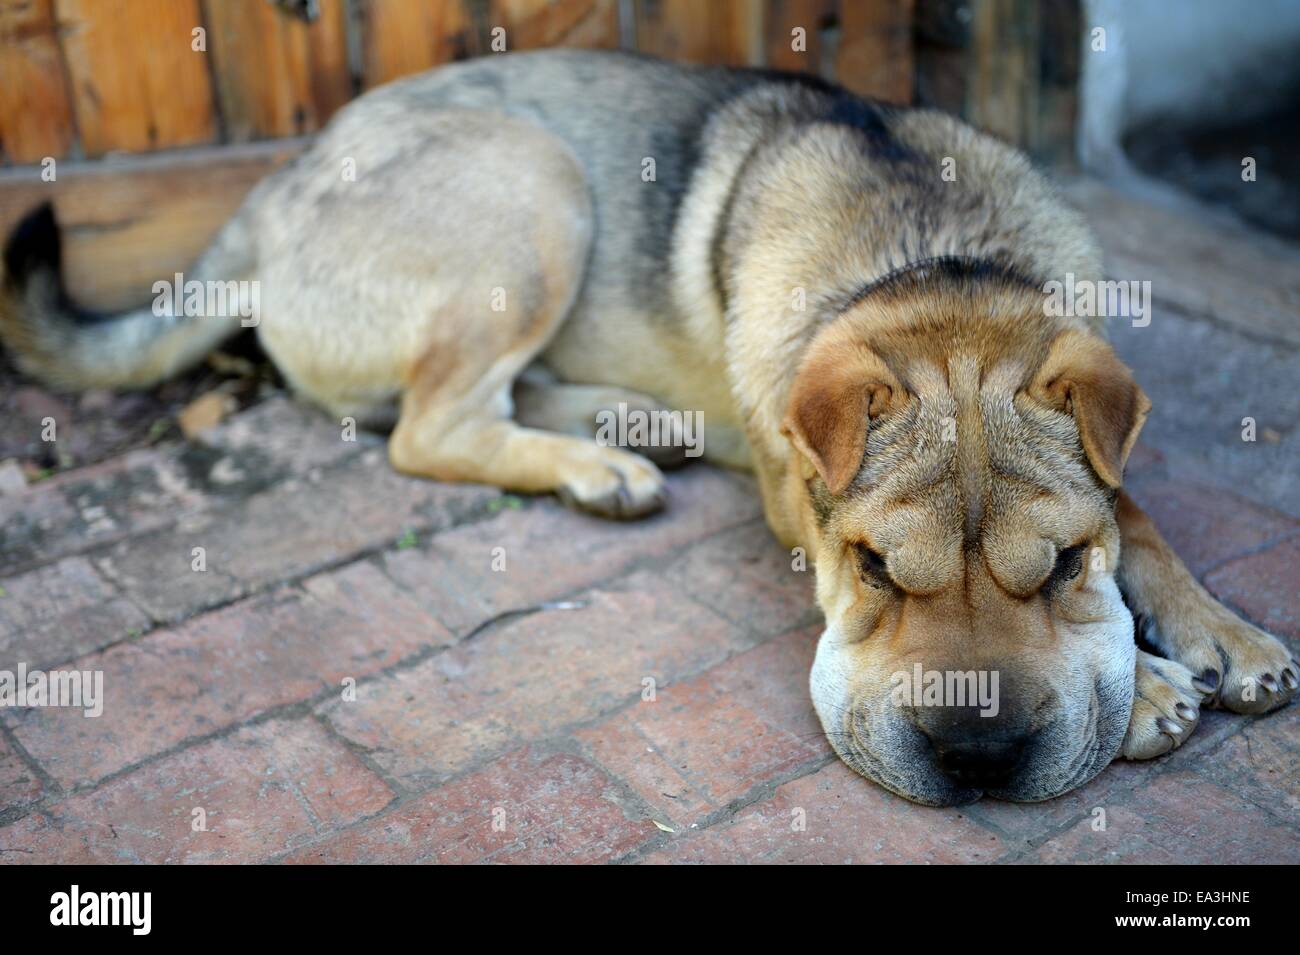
852, 351, 1090, 488
827, 353, 1111, 589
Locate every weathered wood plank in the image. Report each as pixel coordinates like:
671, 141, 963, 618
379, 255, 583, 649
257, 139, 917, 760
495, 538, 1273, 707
1033, 0, 1079, 166
765, 0, 837, 75
56, 0, 216, 157
491, 0, 619, 50
916, 0, 1078, 161
912, 0, 970, 116
0, 0, 75, 163
633, 0, 764, 66
359, 0, 476, 88
305, 0, 354, 118
204, 0, 352, 142
966, 0, 1036, 145
835, 0, 914, 103
0, 140, 301, 310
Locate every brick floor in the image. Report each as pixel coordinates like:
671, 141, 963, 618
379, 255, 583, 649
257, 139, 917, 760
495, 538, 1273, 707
0, 557, 150, 671
281, 747, 654, 864
0, 718, 394, 863
1023, 772, 1298, 865
0, 181, 1297, 864
572, 627, 827, 829
637, 760, 1006, 864
5, 562, 450, 789
1205, 537, 1300, 641
317, 571, 754, 790
0, 733, 43, 816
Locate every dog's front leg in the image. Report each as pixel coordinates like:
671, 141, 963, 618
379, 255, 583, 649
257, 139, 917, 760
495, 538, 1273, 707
1116, 490, 1298, 715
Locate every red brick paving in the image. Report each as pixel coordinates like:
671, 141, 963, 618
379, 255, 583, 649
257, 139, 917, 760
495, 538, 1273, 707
5, 561, 450, 788
661, 521, 818, 638
0, 557, 150, 670
0, 718, 393, 863
0, 733, 43, 814
1, 374, 1297, 864
317, 571, 753, 789
1023, 772, 1298, 865
380, 465, 760, 635
0, 448, 208, 577
1205, 536, 1300, 641
572, 626, 826, 828
94, 447, 495, 623
1189, 703, 1300, 817
281, 747, 653, 864
638, 760, 1005, 864
1124, 479, 1299, 576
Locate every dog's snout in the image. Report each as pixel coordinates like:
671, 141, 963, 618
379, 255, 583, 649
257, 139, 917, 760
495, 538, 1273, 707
912, 707, 1037, 790
928, 734, 1031, 789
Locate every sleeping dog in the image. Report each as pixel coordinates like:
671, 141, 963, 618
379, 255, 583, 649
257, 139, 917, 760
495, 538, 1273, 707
3, 50, 1294, 805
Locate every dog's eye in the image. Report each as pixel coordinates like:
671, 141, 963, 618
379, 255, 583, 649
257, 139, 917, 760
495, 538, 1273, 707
1048, 543, 1086, 586
855, 543, 892, 585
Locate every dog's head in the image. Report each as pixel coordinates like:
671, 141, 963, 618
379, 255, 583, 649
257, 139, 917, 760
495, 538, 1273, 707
780, 264, 1149, 806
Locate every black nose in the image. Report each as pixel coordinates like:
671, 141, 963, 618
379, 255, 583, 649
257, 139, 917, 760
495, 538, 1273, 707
928, 735, 1031, 789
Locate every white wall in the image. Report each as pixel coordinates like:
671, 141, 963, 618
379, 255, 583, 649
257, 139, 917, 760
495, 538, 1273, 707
1079, 0, 1300, 175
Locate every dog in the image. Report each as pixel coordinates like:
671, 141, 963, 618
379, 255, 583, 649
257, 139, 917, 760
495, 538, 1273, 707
2, 50, 1294, 806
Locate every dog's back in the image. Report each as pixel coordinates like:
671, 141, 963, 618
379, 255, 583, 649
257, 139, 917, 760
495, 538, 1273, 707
1, 50, 1094, 400
361, 51, 843, 321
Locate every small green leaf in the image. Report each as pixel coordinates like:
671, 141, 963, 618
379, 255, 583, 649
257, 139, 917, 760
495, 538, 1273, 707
487, 493, 525, 514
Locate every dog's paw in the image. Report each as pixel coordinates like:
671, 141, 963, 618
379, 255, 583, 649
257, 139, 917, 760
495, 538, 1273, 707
1141, 597, 1298, 715
555, 445, 666, 519
1121, 650, 1208, 760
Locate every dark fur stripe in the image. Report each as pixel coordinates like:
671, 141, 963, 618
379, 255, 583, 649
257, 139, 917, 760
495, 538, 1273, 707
834, 255, 1037, 316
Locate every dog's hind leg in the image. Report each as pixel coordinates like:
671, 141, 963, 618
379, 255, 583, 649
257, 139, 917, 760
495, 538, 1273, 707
248, 106, 666, 518
1116, 490, 1298, 714
385, 131, 665, 519
391, 353, 667, 517
513, 369, 689, 470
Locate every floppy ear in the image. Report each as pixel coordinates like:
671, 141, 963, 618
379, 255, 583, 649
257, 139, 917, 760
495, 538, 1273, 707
780, 341, 900, 495
1030, 331, 1151, 488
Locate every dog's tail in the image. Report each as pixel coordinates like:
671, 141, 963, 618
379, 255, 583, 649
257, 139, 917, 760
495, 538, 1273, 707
0, 202, 258, 390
